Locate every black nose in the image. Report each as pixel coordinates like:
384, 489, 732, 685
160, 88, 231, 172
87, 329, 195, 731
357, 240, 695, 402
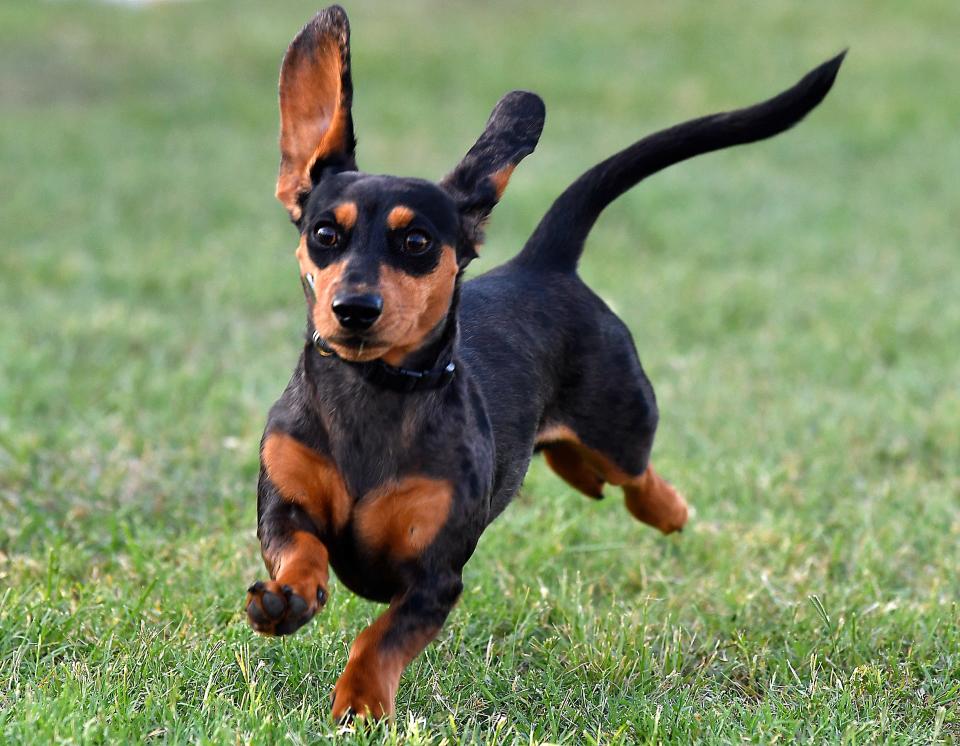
331, 293, 383, 331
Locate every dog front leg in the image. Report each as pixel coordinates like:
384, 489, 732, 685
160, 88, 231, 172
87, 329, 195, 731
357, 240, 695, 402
331, 573, 463, 721
245, 475, 330, 636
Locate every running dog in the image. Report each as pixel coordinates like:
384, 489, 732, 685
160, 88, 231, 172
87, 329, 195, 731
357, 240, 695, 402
245, 5, 844, 720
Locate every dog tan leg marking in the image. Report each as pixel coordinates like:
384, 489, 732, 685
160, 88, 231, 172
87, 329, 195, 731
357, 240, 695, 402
542, 441, 606, 499
246, 531, 330, 636
330, 605, 417, 720
621, 466, 688, 534
536, 424, 688, 533
331, 578, 461, 721
247, 433, 349, 636
261, 432, 352, 532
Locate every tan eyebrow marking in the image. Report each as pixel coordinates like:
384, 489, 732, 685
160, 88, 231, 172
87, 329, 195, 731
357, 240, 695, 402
333, 201, 358, 229
386, 205, 415, 230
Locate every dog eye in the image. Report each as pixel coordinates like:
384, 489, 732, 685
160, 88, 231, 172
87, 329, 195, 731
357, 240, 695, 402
403, 230, 432, 255
313, 222, 340, 248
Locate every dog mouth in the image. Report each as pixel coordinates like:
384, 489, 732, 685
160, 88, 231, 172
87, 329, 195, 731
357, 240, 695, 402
326, 334, 390, 361
328, 334, 380, 348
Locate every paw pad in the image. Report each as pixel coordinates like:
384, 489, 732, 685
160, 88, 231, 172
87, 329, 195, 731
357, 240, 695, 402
245, 579, 324, 636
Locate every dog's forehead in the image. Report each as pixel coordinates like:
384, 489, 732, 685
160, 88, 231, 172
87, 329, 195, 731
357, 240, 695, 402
305, 173, 458, 233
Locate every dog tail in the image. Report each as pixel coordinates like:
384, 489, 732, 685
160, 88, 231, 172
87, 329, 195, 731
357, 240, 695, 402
514, 52, 845, 273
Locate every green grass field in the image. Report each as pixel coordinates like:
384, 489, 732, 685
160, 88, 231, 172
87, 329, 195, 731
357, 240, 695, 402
2, 1, 958, 742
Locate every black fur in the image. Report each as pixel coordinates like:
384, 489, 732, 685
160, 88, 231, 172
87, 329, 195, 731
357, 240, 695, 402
441, 90, 546, 260
517, 51, 846, 272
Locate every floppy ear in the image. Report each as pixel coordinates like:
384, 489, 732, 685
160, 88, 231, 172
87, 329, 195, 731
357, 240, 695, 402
276, 5, 356, 223
440, 91, 545, 260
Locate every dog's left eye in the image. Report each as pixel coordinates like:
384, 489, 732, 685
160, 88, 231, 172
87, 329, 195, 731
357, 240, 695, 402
403, 230, 432, 255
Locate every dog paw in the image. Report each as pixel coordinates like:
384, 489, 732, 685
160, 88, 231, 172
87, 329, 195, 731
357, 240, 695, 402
623, 467, 690, 535
245, 580, 326, 636
330, 670, 394, 722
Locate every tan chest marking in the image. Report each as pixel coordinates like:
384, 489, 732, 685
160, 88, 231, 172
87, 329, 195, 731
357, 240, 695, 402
354, 476, 453, 560
261, 432, 351, 532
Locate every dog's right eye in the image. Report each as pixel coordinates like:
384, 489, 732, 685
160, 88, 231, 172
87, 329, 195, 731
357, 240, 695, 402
313, 222, 340, 248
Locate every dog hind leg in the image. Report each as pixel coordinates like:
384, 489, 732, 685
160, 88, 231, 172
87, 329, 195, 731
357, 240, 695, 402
619, 465, 688, 534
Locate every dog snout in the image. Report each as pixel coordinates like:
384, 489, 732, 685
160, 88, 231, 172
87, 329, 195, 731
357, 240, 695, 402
331, 292, 383, 331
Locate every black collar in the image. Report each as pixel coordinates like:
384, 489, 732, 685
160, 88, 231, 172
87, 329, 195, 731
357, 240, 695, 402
311, 331, 456, 393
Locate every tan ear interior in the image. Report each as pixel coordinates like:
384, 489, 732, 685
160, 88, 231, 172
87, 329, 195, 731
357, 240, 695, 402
488, 163, 516, 200
276, 22, 351, 221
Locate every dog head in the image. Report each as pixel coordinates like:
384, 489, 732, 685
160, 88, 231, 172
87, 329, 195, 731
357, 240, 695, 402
275, 6, 544, 365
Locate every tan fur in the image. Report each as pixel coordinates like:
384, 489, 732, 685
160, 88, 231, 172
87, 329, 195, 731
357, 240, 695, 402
536, 424, 688, 533
246, 530, 330, 636
261, 432, 352, 531
622, 468, 689, 534
276, 34, 350, 220
297, 233, 457, 365
543, 442, 605, 498
295, 236, 354, 352
489, 163, 516, 199
263, 431, 453, 559
273, 530, 329, 587
386, 205, 415, 230
333, 201, 358, 229
331, 603, 441, 721
379, 245, 458, 366
354, 476, 453, 560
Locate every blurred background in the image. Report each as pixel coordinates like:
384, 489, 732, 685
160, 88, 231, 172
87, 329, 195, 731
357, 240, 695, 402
1, 1, 958, 742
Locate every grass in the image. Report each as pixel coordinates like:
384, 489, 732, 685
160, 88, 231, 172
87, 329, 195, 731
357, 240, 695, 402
1, 0, 958, 742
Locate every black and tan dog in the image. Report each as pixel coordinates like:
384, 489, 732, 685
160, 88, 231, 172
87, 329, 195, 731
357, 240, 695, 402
244, 5, 843, 720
